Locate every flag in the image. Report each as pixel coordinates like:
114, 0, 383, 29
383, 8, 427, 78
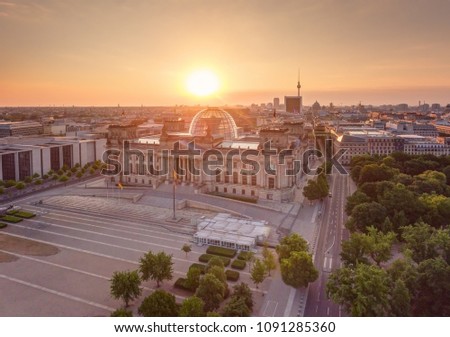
117, 182, 123, 190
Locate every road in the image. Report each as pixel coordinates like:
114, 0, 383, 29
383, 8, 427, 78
304, 172, 351, 317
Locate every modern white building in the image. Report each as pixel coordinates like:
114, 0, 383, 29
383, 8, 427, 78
0, 136, 106, 181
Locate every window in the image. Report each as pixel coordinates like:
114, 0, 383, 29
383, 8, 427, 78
251, 175, 257, 186
215, 186, 218, 192
268, 177, 275, 189
225, 173, 230, 183
50, 147, 60, 171
242, 175, 247, 185
1, 153, 15, 181
224, 187, 227, 193
242, 189, 245, 195
18, 151, 31, 181
62, 145, 72, 168
233, 188, 236, 194
233, 172, 238, 184
251, 190, 255, 197
215, 170, 221, 182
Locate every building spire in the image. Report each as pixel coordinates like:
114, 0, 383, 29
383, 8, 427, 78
297, 68, 301, 97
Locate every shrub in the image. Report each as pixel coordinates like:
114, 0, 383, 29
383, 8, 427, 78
110, 308, 133, 317
52, 174, 59, 180
206, 246, 237, 258
5, 180, 16, 188
71, 167, 78, 173
231, 259, 246, 270
237, 251, 253, 261
174, 278, 195, 292
76, 172, 83, 178
89, 168, 95, 174
225, 270, 240, 282
13, 211, 36, 219
15, 182, 26, 190
0, 222, 8, 229
198, 254, 230, 267
47, 169, 55, 175
66, 171, 72, 177
0, 180, 3, 186
189, 263, 206, 274
0, 215, 23, 223
32, 173, 40, 178
59, 175, 69, 182
0, 187, 3, 195
24, 176, 32, 183
34, 179, 43, 185
43, 174, 49, 179
57, 169, 64, 175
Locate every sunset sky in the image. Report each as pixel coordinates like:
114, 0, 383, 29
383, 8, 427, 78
1, 0, 449, 107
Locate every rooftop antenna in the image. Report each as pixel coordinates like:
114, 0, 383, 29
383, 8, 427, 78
297, 68, 301, 97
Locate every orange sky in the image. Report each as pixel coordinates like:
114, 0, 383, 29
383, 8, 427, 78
1, 0, 449, 106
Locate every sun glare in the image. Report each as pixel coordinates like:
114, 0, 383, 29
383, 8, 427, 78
186, 70, 219, 96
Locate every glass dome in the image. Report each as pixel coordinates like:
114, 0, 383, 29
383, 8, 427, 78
189, 107, 238, 140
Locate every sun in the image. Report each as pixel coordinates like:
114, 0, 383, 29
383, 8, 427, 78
186, 70, 219, 96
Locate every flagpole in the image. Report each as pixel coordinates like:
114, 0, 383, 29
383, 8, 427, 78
172, 169, 176, 220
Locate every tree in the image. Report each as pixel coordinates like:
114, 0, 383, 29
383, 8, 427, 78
110, 308, 133, 317
185, 266, 201, 291
346, 202, 387, 233
195, 274, 225, 312
207, 256, 225, 270
340, 232, 371, 266
390, 279, 411, 317
345, 191, 371, 216
358, 163, 398, 185
222, 297, 251, 317
250, 258, 267, 289
231, 283, 253, 311
365, 227, 396, 266
207, 265, 227, 285
401, 222, 437, 263
138, 289, 179, 317
179, 296, 205, 317
262, 245, 277, 276
110, 270, 142, 307
326, 264, 391, 316
276, 233, 309, 261
414, 257, 450, 316
181, 243, 192, 258
139, 251, 174, 287
280, 251, 318, 288
302, 179, 321, 201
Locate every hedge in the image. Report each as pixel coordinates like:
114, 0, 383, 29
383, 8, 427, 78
0, 222, 8, 229
189, 263, 206, 274
0, 215, 23, 223
174, 278, 195, 293
237, 251, 253, 261
206, 246, 237, 258
14, 211, 36, 219
225, 270, 240, 282
198, 254, 230, 267
231, 259, 246, 270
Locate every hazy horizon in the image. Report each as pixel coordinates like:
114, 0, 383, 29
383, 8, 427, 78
1, 0, 450, 107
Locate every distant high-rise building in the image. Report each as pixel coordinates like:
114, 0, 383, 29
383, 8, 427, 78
284, 76, 302, 114
273, 97, 280, 109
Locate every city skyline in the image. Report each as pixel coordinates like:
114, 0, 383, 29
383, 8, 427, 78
1, 0, 450, 106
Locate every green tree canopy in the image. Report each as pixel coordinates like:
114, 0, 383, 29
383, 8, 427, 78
275, 233, 309, 261
250, 258, 267, 289
181, 243, 192, 258
346, 202, 387, 233
110, 270, 142, 307
195, 274, 225, 312
280, 251, 318, 288
138, 290, 179, 317
262, 245, 277, 276
231, 282, 253, 311
179, 296, 205, 317
222, 297, 251, 317
326, 264, 391, 316
139, 251, 174, 287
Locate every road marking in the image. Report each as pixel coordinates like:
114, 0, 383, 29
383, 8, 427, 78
0, 249, 186, 300
328, 257, 333, 269
283, 288, 297, 316
0, 273, 114, 312
262, 300, 278, 317
323, 257, 328, 269
327, 307, 330, 316
19, 219, 193, 263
